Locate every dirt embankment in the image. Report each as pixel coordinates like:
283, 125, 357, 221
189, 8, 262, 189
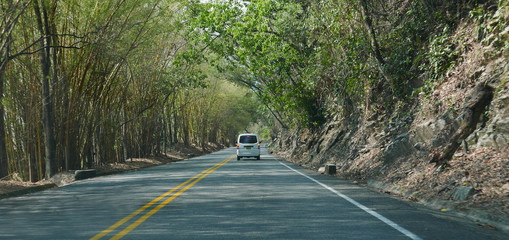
272, 6, 509, 232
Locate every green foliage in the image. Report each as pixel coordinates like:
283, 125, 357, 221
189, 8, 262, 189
420, 27, 458, 88
1, 0, 264, 180
183, 0, 465, 126
469, 4, 491, 44
4, 0, 503, 179
205, 78, 263, 143
374, 1, 435, 99
184, 0, 325, 128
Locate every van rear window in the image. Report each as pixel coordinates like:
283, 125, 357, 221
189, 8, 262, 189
239, 135, 257, 144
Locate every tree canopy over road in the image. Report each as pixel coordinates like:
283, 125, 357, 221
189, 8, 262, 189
0, 0, 261, 181
1, 0, 507, 183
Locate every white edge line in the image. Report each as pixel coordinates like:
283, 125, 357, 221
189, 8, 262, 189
278, 161, 423, 240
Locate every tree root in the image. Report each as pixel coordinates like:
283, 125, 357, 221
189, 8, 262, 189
430, 82, 494, 166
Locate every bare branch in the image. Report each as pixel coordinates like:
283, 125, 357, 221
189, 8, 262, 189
9, 42, 90, 60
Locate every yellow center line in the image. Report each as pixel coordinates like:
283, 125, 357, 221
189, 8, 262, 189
90, 155, 234, 240
110, 157, 232, 240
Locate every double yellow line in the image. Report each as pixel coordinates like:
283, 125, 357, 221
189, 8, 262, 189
90, 155, 234, 240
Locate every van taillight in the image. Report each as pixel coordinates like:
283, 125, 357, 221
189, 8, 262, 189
236, 143, 239, 149
258, 143, 260, 149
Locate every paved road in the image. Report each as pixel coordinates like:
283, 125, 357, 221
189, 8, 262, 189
0, 147, 506, 239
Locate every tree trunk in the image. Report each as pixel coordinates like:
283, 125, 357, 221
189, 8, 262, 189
431, 83, 494, 166
359, 0, 385, 66
172, 99, 178, 144
0, 60, 9, 179
34, 0, 57, 179
358, 0, 392, 89
123, 108, 129, 161
183, 112, 190, 146
0, 0, 16, 180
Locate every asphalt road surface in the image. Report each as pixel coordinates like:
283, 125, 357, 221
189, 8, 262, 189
0, 147, 506, 239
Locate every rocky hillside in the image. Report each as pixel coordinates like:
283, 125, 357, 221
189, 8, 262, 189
273, 4, 508, 229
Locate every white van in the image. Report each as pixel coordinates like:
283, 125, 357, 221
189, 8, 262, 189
236, 133, 260, 160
